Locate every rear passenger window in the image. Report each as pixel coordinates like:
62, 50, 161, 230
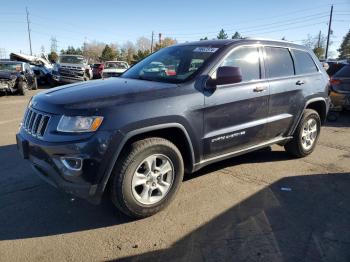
265, 47, 294, 78
292, 49, 318, 74
219, 46, 261, 82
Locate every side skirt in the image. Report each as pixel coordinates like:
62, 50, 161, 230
192, 136, 293, 172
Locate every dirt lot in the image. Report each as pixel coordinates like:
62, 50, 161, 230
0, 89, 349, 262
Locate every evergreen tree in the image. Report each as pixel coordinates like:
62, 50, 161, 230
217, 29, 228, 39
338, 30, 350, 60
101, 45, 117, 61
232, 31, 242, 39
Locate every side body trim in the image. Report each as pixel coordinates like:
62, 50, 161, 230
204, 113, 293, 139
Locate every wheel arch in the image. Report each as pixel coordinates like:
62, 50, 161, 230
289, 97, 328, 136
305, 98, 328, 124
99, 123, 196, 194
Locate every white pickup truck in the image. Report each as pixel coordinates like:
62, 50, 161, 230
52, 55, 92, 84
102, 61, 129, 78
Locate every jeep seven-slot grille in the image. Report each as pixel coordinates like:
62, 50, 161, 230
22, 108, 50, 138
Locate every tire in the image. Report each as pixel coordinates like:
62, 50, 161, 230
284, 109, 321, 158
110, 137, 184, 218
17, 81, 27, 96
31, 78, 38, 90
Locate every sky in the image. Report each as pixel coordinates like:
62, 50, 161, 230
0, 0, 349, 58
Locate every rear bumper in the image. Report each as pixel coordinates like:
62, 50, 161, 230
330, 91, 350, 109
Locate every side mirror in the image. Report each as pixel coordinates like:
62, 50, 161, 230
215, 66, 242, 85
322, 62, 329, 71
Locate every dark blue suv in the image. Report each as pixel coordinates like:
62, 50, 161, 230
16, 39, 330, 218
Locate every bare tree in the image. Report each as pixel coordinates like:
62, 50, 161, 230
136, 37, 151, 52
82, 40, 107, 62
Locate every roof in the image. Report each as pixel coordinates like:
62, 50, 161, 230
175, 38, 306, 50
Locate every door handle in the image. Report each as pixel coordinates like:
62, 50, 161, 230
296, 80, 305, 85
253, 86, 267, 92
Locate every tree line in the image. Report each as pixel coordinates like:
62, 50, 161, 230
48, 36, 177, 65
47, 28, 350, 63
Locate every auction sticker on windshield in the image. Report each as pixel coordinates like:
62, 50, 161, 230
193, 47, 219, 53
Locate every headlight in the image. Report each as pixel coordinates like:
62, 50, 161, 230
57, 116, 103, 132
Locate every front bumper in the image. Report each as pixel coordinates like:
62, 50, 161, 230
52, 74, 85, 84
16, 129, 123, 204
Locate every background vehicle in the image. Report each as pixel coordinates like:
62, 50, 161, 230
326, 61, 348, 77
102, 61, 129, 78
328, 65, 350, 118
0, 61, 37, 95
30, 65, 54, 87
52, 55, 92, 84
17, 39, 329, 218
92, 63, 104, 79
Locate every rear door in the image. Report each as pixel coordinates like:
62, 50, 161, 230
203, 45, 269, 159
263, 46, 303, 140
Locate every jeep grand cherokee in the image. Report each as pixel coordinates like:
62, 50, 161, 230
17, 39, 330, 218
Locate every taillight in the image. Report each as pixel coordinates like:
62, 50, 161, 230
330, 78, 341, 85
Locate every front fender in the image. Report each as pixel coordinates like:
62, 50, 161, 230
95, 122, 196, 201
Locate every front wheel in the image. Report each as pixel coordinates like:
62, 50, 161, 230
17, 81, 27, 96
110, 137, 184, 218
31, 78, 38, 90
284, 109, 321, 157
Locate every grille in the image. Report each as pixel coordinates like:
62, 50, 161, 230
59, 67, 84, 78
22, 108, 51, 138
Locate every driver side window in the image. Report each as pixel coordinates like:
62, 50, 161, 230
215, 46, 261, 82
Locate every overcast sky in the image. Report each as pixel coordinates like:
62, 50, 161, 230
0, 0, 349, 58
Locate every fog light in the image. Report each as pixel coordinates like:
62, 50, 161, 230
61, 157, 83, 171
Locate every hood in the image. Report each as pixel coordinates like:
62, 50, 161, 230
31, 77, 178, 114
0, 71, 19, 80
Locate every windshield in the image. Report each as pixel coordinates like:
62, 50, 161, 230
105, 62, 128, 69
122, 45, 222, 83
59, 56, 85, 64
0, 62, 22, 72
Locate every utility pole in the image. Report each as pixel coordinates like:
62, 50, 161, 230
159, 33, 162, 46
151, 31, 154, 53
325, 4, 333, 59
317, 30, 321, 48
25, 7, 33, 56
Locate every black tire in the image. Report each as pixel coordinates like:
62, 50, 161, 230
17, 81, 27, 96
110, 137, 184, 218
31, 77, 38, 90
284, 109, 321, 158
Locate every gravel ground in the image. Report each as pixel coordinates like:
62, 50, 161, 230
0, 89, 349, 262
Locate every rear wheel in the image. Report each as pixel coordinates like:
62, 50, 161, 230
284, 109, 321, 157
110, 137, 184, 218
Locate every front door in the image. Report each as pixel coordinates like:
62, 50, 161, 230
203, 45, 269, 159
